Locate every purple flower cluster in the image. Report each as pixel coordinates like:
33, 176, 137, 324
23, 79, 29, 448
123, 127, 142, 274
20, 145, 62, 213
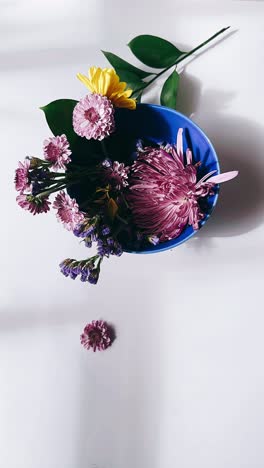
97, 236, 123, 258
73, 217, 98, 239
73, 217, 123, 258
62, 217, 123, 284
59, 257, 100, 284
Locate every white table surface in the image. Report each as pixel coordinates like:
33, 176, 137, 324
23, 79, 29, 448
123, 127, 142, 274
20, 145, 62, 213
2, 1, 264, 467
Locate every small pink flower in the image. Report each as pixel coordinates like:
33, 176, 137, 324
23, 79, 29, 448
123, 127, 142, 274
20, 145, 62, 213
80, 320, 112, 352
53, 191, 84, 231
128, 128, 238, 241
102, 159, 130, 189
73, 94, 115, 140
16, 193, 50, 215
15, 159, 31, 192
43, 134, 71, 171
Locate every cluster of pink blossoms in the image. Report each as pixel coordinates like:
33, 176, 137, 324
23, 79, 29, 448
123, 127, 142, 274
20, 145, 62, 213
15, 156, 51, 215
15, 135, 84, 230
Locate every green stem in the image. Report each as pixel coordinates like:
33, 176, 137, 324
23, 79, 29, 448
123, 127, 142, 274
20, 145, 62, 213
133, 26, 230, 95
38, 185, 67, 198
177, 26, 230, 63
116, 214, 129, 225
37, 168, 100, 198
101, 140, 109, 158
49, 172, 68, 178
97, 257, 102, 271
121, 192, 130, 209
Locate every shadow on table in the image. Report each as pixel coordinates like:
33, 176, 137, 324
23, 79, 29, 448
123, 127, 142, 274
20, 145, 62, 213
194, 94, 264, 238
175, 72, 264, 240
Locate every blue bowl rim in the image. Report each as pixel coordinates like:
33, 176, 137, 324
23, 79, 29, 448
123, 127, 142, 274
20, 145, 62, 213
121, 103, 220, 254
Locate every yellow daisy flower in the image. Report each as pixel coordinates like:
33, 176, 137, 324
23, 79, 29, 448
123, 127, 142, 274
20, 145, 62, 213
77, 67, 136, 110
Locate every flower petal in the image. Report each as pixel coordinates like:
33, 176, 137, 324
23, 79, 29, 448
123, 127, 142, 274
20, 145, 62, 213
206, 170, 239, 184
77, 67, 136, 109
196, 170, 217, 186
176, 128, 183, 162
77, 73, 93, 91
186, 148, 192, 165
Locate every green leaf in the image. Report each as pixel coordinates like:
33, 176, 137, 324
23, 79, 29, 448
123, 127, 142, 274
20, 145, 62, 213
108, 198, 118, 220
128, 35, 185, 68
40, 99, 78, 146
102, 51, 152, 78
160, 70, 180, 109
115, 69, 143, 92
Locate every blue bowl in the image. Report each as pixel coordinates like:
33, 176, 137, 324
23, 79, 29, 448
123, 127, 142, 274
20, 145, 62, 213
114, 103, 220, 254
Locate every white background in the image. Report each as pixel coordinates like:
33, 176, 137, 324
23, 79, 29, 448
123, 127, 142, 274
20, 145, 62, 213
1, 1, 264, 467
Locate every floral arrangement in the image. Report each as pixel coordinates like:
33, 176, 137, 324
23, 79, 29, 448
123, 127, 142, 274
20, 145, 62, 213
15, 27, 238, 291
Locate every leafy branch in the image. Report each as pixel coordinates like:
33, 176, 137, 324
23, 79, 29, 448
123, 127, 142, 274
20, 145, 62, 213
102, 27, 230, 109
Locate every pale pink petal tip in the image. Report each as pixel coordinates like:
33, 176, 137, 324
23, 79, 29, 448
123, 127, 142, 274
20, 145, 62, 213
206, 170, 239, 184
176, 128, 183, 160
186, 148, 192, 165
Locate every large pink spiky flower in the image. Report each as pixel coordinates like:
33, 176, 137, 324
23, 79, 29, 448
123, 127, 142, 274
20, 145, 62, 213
15, 158, 31, 192
43, 134, 71, 171
80, 320, 112, 352
128, 128, 238, 241
16, 193, 50, 215
53, 191, 84, 231
73, 94, 115, 140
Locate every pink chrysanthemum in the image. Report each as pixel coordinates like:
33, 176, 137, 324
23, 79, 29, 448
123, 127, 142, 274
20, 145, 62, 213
53, 191, 84, 231
73, 94, 115, 140
15, 158, 31, 192
102, 160, 130, 189
80, 320, 112, 352
128, 128, 238, 241
43, 134, 71, 171
16, 193, 50, 215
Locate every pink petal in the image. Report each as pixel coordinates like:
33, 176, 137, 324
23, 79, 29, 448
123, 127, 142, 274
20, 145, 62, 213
196, 170, 217, 187
186, 148, 192, 165
176, 128, 183, 162
206, 170, 239, 184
